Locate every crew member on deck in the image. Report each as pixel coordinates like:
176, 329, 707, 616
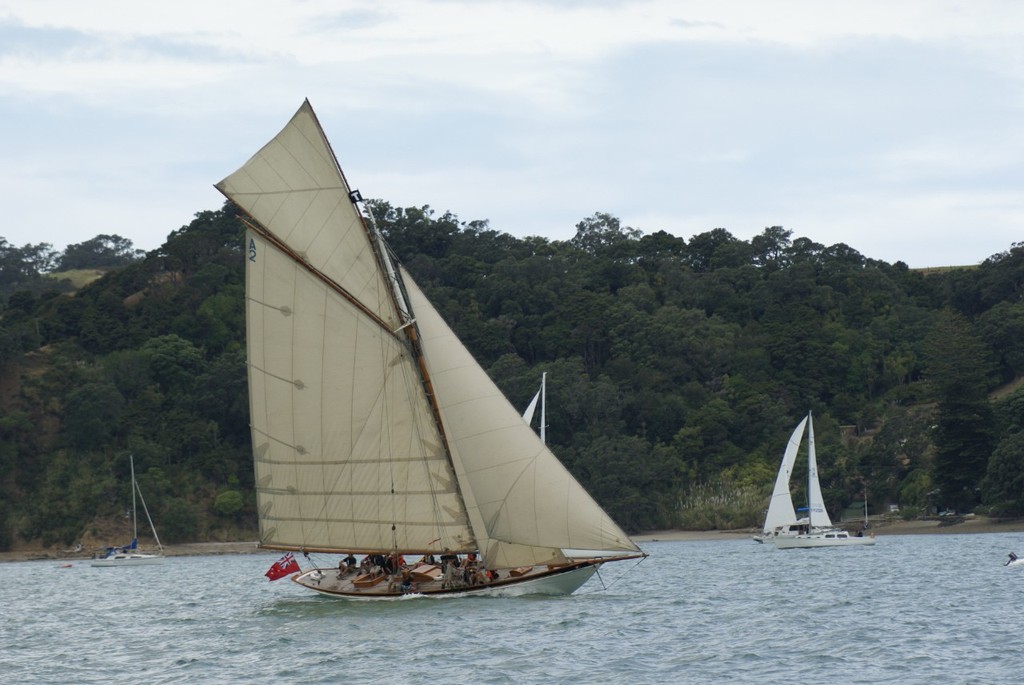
339, 554, 357, 576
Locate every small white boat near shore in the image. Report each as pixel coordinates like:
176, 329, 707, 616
91, 455, 164, 567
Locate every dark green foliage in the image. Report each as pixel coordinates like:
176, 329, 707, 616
567, 434, 663, 531
977, 301, 1024, 383
925, 310, 997, 512
160, 497, 201, 543
58, 234, 144, 270
981, 432, 1024, 516
2, 199, 1023, 549
0, 239, 63, 297
61, 382, 125, 450
980, 386, 1024, 516
23, 451, 114, 547
857, 406, 935, 509
1, 206, 253, 547
0, 500, 11, 551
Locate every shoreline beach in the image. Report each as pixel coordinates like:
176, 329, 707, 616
0, 540, 266, 564
4, 516, 1024, 563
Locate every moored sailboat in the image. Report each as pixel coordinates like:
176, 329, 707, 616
91, 455, 165, 567
215, 100, 644, 597
771, 412, 875, 550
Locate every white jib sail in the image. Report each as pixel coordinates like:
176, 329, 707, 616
806, 413, 834, 529
403, 270, 640, 569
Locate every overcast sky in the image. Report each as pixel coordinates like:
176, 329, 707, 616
2, 1, 1022, 268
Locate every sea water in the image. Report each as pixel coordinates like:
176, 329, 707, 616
2, 533, 1023, 684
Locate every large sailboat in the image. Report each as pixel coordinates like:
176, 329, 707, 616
216, 100, 644, 598
91, 455, 165, 567
768, 412, 875, 550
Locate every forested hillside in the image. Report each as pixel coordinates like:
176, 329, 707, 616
2, 203, 1023, 551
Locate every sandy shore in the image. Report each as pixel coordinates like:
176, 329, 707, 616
4, 517, 1024, 563
0, 540, 267, 564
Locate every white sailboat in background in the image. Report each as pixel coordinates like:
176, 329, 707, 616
91, 455, 165, 567
215, 100, 644, 598
522, 372, 547, 444
772, 412, 875, 549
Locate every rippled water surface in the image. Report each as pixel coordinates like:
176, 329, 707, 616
4, 533, 1023, 683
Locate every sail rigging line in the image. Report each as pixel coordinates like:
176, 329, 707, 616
575, 553, 649, 595
355, 199, 424, 555
539, 371, 546, 445
355, 199, 476, 554
134, 477, 163, 553
129, 454, 164, 552
130, 454, 138, 545
299, 550, 337, 582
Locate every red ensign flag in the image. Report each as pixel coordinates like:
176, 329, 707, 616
265, 552, 300, 581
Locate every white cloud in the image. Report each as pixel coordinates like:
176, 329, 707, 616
0, 1, 1021, 268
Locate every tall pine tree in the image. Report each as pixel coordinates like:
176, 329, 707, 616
925, 310, 997, 512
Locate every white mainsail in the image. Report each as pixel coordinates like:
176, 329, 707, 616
216, 100, 638, 569
762, 415, 807, 534
806, 412, 834, 529
218, 101, 474, 553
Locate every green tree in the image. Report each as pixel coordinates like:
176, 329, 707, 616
160, 497, 200, 542
62, 382, 125, 450
750, 226, 793, 271
925, 310, 997, 512
371, 202, 460, 259
980, 432, 1024, 516
0, 239, 67, 300
570, 212, 641, 257
977, 301, 1024, 380
684, 228, 744, 272
568, 434, 661, 532
215, 490, 244, 518
59, 234, 144, 270
141, 334, 205, 394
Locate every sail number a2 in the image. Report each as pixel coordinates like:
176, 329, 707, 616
249, 238, 257, 262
